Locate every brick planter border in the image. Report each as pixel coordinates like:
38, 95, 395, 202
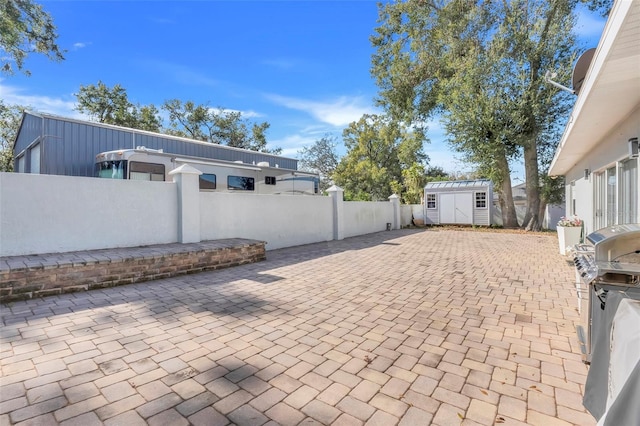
0, 239, 266, 303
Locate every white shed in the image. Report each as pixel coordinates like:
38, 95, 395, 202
424, 179, 493, 226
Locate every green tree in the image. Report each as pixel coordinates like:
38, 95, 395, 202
424, 165, 451, 182
0, 101, 29, 171
371, 0, 578, 230
162, 100, 280, 154
75, 81, 162, 132
0, 0, 65, 75
401, 162, 427, 204
334, 114, 427, 202
297, 134, 339, 193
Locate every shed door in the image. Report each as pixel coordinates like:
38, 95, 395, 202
440, 193, 473, 224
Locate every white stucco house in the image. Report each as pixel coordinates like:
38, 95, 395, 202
549, 0, 640, 235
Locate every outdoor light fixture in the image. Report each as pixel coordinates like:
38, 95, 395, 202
629, 137, 639, 158
584, 169, 590, 179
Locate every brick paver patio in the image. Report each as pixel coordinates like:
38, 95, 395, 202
0, 229, 595, 425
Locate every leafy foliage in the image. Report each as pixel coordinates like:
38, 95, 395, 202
163, 100, 280, 154
297, 134, 339, 193
0, 0, 65, 75
75, 81, 162, 132
371, 0, 578, 229
333, 114, 427, 202
580, 0, 613, 17
0, 101, 27, 171
75, 84, 279, 153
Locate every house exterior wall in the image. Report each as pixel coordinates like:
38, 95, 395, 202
563, 108, 640, 235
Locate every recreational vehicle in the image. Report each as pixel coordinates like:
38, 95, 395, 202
95, 148, 320, 195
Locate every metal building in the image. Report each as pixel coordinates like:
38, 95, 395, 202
424, 179, 493, 226
13, 112, 298, 177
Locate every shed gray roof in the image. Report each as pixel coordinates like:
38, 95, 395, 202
424, 179, 492, 190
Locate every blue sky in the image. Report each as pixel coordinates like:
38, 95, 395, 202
2, 1, 606, 181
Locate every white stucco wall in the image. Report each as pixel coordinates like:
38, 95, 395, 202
400, 204, 422, 226
564, 108, 640, 235
2, 174, 408, 256
343, 201, 394, 238
200, 193, 334, 250
0, 173, 178, 256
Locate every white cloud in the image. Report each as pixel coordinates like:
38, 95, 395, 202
269, 124, 346, 159
270, 133, 318, 157
265, 93, 378, 127
73, 42, 91, 50
208, 107, 263, 119
0, 81, 80, 118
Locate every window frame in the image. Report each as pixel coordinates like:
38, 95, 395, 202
128, 161, 165, 181
426, 193, 437, 209
475, 191, 487, 209
227, 175, 255, 191
199, 173, 217, 191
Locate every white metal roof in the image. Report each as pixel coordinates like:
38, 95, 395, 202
424, 179, 492, 190
549, 0, 640, 176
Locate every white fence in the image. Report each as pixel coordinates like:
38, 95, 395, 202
492, 204, 565, 230
343, 201, 395, 239
0, 170, 404, 257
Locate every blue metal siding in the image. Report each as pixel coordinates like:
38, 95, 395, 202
13, 113, 42, 156
13, 113, 298, 177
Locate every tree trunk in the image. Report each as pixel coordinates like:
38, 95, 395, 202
496, 154, 519, 228
499, 180, 519, 228
522, 139, 542, 231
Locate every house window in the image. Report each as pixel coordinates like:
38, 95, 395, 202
199, 174, 216, 191
228, 175, 255, 191
594, 172, 606, 229
129, 161, 165, 181
475, 191, 487, 208
620, 158, 638, 224
606, 166, 616, 226
426, 193, 437, 209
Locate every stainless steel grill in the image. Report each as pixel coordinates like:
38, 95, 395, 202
574, 224, 640, 286
573, 224, 640, 363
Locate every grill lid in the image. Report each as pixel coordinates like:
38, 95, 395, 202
586, 223, 640, 262
574, 224, 640, 287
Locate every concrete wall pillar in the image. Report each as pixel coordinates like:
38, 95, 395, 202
327, 185, 344, 240
389, 194, 400, 230
169, 164, 202, 243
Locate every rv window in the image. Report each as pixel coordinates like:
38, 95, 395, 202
426, 194, 437, 209
265, 176, 276, 185
199, 174, 217, 190
475, 192, 487, 208
228, 176, 255, 191
129, 161, 165, 181
96, 160, 126, 179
